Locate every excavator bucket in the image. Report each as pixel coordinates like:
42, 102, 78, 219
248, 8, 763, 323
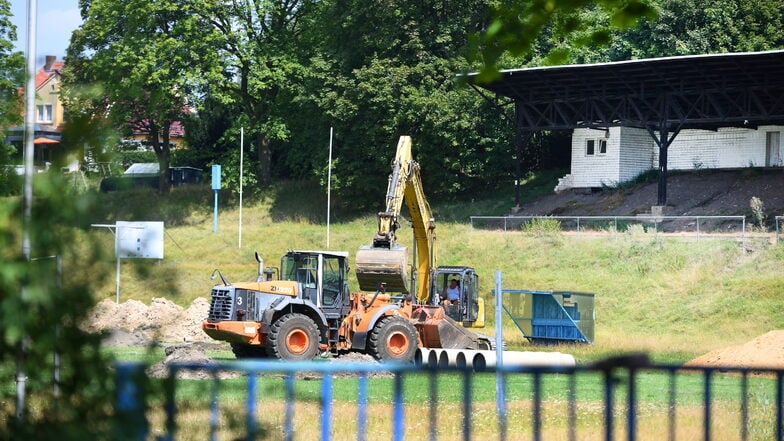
355, 245, 410, 293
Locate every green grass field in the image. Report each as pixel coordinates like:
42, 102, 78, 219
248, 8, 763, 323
7, 174, 784, 440
78, 178, 784, 364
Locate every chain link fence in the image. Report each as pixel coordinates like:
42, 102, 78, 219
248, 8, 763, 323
470, 215, 760, 240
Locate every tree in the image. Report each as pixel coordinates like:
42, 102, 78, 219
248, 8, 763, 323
0, 0, 23, 134
290, 0, 515, 207
470, 0, 657, 80
188, 0, 317, 188
64, 0, 215, 192
615, 0, 784, 59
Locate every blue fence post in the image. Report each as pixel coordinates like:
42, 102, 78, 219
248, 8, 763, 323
777, 372, 783, 441
246, 373, 258, 441
357, 373, 368, 441
568, 373, 577, 441
494, 270, 507, 441
668, 369, 677, 441
532, 370, 542, 441
209, 376, 220, 441
393, 373, 405, 441
740, 372, 748, 441
428, 370, 438, 441
114, 363, 148, 441
322, 373, 333, 441
463, 370, 473, 441
703, 369, 712, 441
163, 372, 177, 441
626, 368, 637, 441
603, 370, 614, 441
285, 374, 295, 441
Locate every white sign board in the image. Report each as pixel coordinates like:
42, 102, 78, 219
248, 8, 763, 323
115, 221, 164, 259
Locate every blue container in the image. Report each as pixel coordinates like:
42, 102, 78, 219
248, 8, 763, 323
502, 290, 595, 344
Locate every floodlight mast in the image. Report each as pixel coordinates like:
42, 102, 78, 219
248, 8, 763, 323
17, 0, 38, 422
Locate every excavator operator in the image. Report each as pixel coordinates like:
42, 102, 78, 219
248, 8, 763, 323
441, 278, 460, 305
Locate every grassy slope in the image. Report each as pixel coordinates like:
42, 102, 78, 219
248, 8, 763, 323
73, 174, 784, 363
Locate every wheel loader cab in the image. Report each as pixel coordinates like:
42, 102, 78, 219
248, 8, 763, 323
280, 251, 350, 309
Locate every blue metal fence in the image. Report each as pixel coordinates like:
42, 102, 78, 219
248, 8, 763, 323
116, 357, 784, 441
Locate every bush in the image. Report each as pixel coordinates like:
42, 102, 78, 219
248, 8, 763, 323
521, 217, 562, 235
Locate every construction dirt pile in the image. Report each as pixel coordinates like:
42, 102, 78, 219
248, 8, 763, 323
148, 343, 239, 380
85, 297, 212, 344
685, 331, 784, 369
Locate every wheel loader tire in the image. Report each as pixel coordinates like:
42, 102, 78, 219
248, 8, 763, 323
266, 313, 320, 361
368, 316, 418, 363
230, 343, 269, 359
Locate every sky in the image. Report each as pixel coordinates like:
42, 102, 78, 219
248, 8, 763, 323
9, 0, 82, 66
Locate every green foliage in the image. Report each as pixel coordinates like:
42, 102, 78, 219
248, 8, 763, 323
0, 0, 23, 132
520, 217, 562, 235
64, 0, 214, 192
0, 174, 114, 439
302, 0, 513, 208
0, 165, 21, 195
470, 0, 658, 81
750, 196, 766, 230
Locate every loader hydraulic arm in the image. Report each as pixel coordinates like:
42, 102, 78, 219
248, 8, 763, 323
356, 136, 436, 304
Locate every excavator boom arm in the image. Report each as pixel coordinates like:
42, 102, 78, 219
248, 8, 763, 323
356, 136, 436, 303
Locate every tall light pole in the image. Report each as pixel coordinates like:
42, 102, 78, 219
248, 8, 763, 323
17, 0, 38, 421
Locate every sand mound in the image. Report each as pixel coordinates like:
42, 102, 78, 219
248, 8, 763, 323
148, 344, 239, 379
85, 297, 211, 344
685, 331, 784, 369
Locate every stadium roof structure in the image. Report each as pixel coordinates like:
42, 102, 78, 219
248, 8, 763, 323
467, 50, 784, 205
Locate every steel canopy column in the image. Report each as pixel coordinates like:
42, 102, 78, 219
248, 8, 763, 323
645, 93, 683, 207
513, 101, 533, 209
657, 123, 669, 206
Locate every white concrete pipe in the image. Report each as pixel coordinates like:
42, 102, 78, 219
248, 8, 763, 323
472, 351, 576, 372
455, 351, 472, 370
437, 349, 465, 368
427, 349, 440, 368
414, 348, 432, 367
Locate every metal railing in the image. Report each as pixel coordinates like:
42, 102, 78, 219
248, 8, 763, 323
470, 215, 750, 238
115, 358, 784, 441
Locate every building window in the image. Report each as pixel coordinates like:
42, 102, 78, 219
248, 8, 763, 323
36, 104, 53, 123
586, 139, 607, 156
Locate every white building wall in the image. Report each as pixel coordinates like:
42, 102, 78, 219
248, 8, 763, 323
618, 127, 655, 182
565, 125, 784, 190
653, 126, 784, 170
570, 128, 619, 187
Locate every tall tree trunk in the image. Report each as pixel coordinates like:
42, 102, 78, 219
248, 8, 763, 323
150, 120, 172, 193
257, 132, 272, 187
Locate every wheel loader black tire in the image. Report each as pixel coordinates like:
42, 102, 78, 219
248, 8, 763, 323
230, 343, 269, 359
266, 313, 320, 361
368, 316, 418, 363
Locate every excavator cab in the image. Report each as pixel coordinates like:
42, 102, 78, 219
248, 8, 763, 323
431, 267, 485, 328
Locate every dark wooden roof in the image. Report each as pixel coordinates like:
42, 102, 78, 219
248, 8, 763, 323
468, 50, 784, 131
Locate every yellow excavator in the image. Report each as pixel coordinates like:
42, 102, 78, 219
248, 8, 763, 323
355, 136, 486, 328
202, 136, 490, 362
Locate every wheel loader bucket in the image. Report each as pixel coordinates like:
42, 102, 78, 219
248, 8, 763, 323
411, 306, 492, 350
355, 245, 409, 293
